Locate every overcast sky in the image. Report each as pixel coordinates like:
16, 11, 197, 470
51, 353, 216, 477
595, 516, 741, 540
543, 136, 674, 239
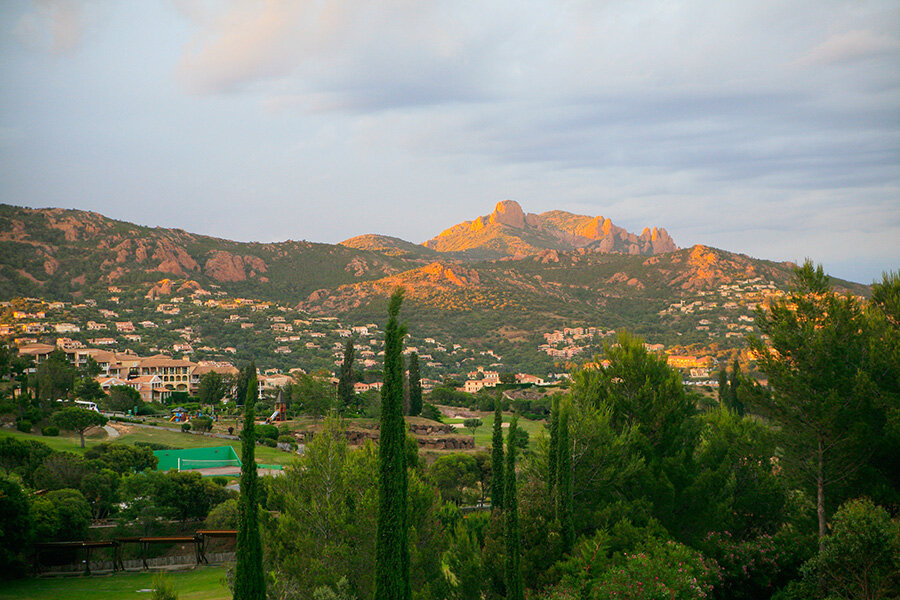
0, 1, 897, 284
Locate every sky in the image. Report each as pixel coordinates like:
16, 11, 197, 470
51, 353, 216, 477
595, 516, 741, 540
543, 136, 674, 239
0, 1, 897, 284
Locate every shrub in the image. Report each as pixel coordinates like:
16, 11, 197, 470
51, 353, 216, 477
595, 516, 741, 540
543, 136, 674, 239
152, 572, 178, 600
192, 417, 213, 433
259, 437, 277, 447
16, 420, 31, 433
41, 426, 59, 437
257, 424, 279, 440
134, 441, 173, 451
181, 422, 191, 432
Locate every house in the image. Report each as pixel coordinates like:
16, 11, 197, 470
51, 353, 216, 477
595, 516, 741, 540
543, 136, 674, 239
464, 380, 486, 393
89, 337, 117, 346
86, 321, 107, 330
54, 323, 80, 333
115, 321, 135, 332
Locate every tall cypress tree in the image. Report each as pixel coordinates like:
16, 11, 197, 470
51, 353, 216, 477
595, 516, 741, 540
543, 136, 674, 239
337, 336, 356, 414
729, 358, 744, 416
407, 352, 422, 416
504, 416, 524, 600
234, 364, 265, 600
717, 364, 729, 404
375, 289, 409, 600
490, 399, 504, 510
557, 404, 575, 554
547, 396, 560, 496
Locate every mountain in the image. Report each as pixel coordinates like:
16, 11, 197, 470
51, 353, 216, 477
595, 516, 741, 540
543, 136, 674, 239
422, 200, 677, 258
0, 203, 870, 358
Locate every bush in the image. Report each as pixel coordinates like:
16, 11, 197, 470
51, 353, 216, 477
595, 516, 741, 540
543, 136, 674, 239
134, 441, 173, 451
259, 437, 277, 447
152, 572, 178, 600
192, 417, 213, 433
181, 422, 191, 432
16, 420, 31, 433
257, 424, 279, 440
41, 426, 59, 437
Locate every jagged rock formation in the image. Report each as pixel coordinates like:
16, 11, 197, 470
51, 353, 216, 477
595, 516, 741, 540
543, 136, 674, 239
423, 200, 676, 257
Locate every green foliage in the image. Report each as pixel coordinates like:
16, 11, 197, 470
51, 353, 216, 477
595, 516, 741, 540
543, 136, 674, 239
463, 417, 482, 437
504, 416, 525, 600
421, 403, 443, 422
181, 422, 191, 432
74, 377, 104, 401
31, 488, 92, 541
50, 407, 108, 448
800, 498, 900, 600
16, 419, 31, 433
338, 336, 356, 414
198, 371, 225, 406
102, 384, 143, 412
205, 497, 239, 530
33, 349, 77, 402
407, 352, 422, 417
192, 416, 213, 432
41, 426, 59, 436
234, 363, 266, 600
491, 400, 504, 510
427, 453, 479, 506
0, 477, 32, 576
375, 288, 409, 600
557, 404, 574, 554
256, 424, 278, 440
84, 442, 157, 473
590, 539, 722, 600
288, 374, 336, 418
152, 572, 179, 600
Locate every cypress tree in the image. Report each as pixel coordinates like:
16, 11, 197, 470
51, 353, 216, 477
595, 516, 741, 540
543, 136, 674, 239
504, 416, 524, 600
375, 289, 409, 600
490, 399, 504, 510
729, 358, 744, 416
337, 336, 356, 414
547, 396, 560, 496
234, 364, 265, 600
407, 352, 422, 416
557, 404, 575, 554
717, 364, 729, 404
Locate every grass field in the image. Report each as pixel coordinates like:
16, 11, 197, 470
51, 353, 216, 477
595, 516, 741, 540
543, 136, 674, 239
0, 567, 230, 600
0, 424, 296, 467
444, 410, 546, 449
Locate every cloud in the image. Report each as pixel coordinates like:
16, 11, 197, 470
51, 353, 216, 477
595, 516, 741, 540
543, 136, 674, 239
798, 29, 900, 66
14, 0, 88, 54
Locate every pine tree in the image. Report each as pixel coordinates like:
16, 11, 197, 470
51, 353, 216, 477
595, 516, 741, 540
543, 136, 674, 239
557, 404, 575, 554
547, 396, 560, 496
504, 416, 524, 600
490, 399, 504, 510
234, 364, 266, 600
375, 289, 410, 600
337, 336, 356, 414
407, 352, 422, 416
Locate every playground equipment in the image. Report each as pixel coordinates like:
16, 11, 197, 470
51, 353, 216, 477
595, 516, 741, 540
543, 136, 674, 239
265, 390, 287, 424
168, 408, 189, 423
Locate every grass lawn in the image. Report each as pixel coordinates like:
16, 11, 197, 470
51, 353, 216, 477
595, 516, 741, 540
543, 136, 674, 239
0, 566, 230, 600
444, 411, 546, 450
0, 423, 296, 467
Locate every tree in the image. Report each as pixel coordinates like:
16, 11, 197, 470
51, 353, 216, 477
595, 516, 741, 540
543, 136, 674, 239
50, 407, 108, 448
727, 359, 744, 416
463, 417, 482, 438
499, 372, 517, 385
0, 477, 32, 576
198, 371, 225, 406
504, 416, 524, 600
290, 374, 335, 418
234, 364, 266, 600
717, 365, 729, 404
74, 377, 104, 402
428, 453, 479, 506
407, 352, 422, 417
749, 261, 885, 546
337, 336, 356, 414
547, 396, 560, 495
104, 385, 143, 413
490, 400, 504, 510
33, 349, 76, 403
801, 498, 900, 600
375, 288, 409, 600
84, 442, 157, 474
557, 403, 574, 554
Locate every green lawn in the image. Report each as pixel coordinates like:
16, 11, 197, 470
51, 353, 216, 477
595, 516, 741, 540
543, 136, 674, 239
0, 566, 230, 600
444, 411, 546, 449
0, 424, 296, 467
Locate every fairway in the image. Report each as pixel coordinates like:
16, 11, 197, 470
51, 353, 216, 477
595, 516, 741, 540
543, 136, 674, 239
0, 567, 231, 600
445, 411, 546, 449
